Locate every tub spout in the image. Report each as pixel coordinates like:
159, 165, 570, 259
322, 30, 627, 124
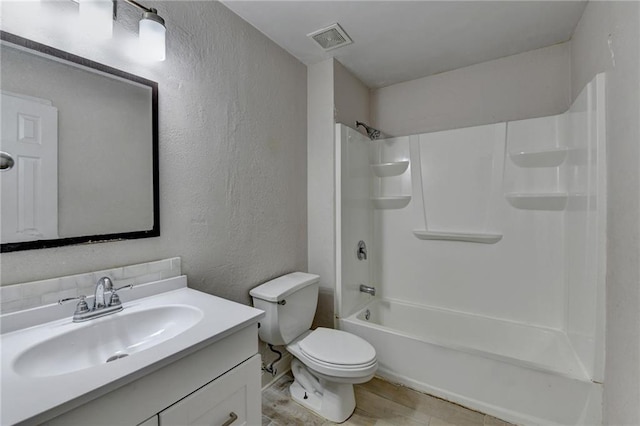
360, 284, 376, 296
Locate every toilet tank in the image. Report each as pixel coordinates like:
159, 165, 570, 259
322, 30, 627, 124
250, 272, 320, 346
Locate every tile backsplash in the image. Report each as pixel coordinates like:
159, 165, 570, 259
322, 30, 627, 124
1, 258, 181, 314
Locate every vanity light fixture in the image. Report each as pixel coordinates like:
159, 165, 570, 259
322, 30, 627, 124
76, 0, 166, 61
122, 0, 166, 61
79, 0, 113, 39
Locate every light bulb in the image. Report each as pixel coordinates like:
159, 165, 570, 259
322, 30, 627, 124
139, 11, 165, 61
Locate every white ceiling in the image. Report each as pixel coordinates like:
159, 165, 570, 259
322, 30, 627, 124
222, 1, 587, 89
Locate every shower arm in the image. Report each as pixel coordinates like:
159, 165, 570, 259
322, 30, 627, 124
355, 121, 382, 140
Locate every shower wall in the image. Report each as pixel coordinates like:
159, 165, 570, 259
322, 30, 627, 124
372, 124, 566, 328
336, 125, 374, 318
562, 75, 606, 381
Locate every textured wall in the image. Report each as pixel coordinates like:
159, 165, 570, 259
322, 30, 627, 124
307, 59, 335, 292
0, 1, 307, 306
572, 2, 640, 424
307, 59, 335, 328
333, 61, 371, 134
371, 42, 572, 137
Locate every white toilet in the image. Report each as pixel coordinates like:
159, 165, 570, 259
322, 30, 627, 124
250, 272, 377, 423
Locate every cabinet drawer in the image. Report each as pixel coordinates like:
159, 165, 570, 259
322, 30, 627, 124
159, 355, 260, 426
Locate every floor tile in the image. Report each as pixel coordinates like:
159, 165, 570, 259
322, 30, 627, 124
429, 417, 458, 426
483, 415, 513, 426
262, 385, 325, 426
262, 374, 514, 426
361, 377, 485, 426
355, 386, 430, 425
262, 415, 274, 425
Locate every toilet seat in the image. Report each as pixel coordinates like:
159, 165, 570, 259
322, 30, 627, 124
287, 328, 378, 379
299, 328, 377, 366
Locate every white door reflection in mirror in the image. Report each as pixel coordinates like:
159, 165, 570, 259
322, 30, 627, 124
1, 92, 58, 243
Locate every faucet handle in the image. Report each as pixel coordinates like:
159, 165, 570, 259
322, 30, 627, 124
113, 284, 133, 292
59, 294, 86, 304
108, 284, 133, 307
59, 295, 90, 315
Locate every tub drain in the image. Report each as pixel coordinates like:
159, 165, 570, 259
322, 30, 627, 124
106, 353, 129, 363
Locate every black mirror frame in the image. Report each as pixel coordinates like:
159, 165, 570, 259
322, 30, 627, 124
0, 31, 160, 253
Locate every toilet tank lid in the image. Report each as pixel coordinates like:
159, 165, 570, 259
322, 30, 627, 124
250, 272, 320, 302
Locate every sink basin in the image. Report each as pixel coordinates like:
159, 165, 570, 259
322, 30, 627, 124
13, 305, 203, 378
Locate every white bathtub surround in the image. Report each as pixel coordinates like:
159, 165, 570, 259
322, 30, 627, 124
335, 74, 606, 425
0, 257, 181, 314
335, 126, 375, 318
409, 123, 505, 244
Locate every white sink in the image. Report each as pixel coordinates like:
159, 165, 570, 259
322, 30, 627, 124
1, 276, 265, 426
13, 305, 203, 378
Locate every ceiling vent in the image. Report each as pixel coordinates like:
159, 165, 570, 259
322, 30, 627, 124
307, 23, 353, 51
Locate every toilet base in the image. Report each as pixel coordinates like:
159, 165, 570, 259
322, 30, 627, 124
289, 359, 356, 423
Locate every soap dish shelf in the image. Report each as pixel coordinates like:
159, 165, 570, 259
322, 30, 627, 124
371, 196, 411, 209
371, 161, 410, 177
509, 148, 568, 167
505, 193, 568, 210
413, 230, 502, 244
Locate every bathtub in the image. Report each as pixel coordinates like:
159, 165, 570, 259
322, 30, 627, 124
340, 299, 602, 426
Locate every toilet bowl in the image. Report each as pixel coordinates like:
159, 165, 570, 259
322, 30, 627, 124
288, 328, 377, 381
250, 272, 378, 423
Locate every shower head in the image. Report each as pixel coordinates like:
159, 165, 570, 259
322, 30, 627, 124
355, 121, 381, 140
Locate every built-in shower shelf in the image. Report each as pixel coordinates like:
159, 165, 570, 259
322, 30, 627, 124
505, 193, 568, 210
371, 161, 410, 177
371, 196, 411, 209
413, 230, 503, 244
509, 148, 568, 167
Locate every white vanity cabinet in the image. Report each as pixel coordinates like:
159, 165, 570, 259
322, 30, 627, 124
44, 324, 262, 426
156, 354, 260, 426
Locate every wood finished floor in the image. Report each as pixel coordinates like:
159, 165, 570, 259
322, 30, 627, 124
262, 373, 514, 426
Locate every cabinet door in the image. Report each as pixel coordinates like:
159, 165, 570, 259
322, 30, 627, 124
159, 355, 261, 426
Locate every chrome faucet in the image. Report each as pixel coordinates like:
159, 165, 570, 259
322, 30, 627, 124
94, 276, 112, 309
59, 277, 133, 322
359, 284, 376, 296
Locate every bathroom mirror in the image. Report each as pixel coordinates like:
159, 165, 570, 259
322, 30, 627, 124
0, 31, 159, 252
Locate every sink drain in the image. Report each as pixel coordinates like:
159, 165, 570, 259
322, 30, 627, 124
106, 353, 129, 363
